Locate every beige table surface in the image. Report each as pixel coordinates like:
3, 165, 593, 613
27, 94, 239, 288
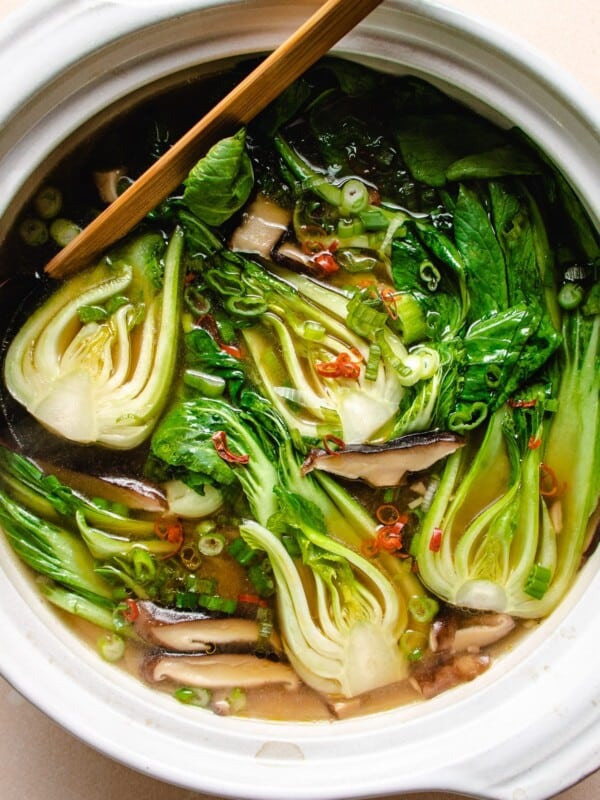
1, 1, 600, 798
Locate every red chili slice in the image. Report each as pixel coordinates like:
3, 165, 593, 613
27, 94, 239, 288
154, 519, 184, 544
315, 351, 361, 380
123, 598, 139, 622
508, 398, 538, 408
212, 430, 250, 464
429, 528, 443, 552
313, 251, 339, 274
321, 433, 346, 455
380, 287, 399, 320
539, 463, 560, 497
220, 343, 243, 359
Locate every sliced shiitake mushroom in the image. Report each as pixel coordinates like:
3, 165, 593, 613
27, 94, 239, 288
133, 601, 284, 659
142, 652, 300, 690
301, 431, 465, 487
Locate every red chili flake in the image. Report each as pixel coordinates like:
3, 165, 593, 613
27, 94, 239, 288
212, 430, 250, 464
528, 435, 542, 450
368, 188, 381, 205
237, 593, 268, 608
321, 433, 346, 455
313, 251, 339, 274
315, 351, 361, 380
429, 528, 443, 552
185, 272, 196, 285
361, 539, 380, 558
154, 519, 184, 544
356, 278, 377, 289
508, 398, 538, 409
220, 343, 243, 359
539, 463, 564, 497
379, 287, 399, 320
377, 522, 406, 553
362, 517, 409, 558
123, 598, 139, 622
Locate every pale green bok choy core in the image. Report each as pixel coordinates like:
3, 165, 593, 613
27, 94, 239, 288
4, 229, 184, 448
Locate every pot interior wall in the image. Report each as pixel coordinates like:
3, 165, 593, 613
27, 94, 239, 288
1, 3, 600, 799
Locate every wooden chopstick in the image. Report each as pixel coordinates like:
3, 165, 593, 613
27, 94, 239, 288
44, 0, 383, 278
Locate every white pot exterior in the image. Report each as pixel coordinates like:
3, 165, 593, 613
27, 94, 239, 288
0, 3, 599, 799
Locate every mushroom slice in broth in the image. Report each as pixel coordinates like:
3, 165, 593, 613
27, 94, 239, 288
301, 431, 465, 487
133, 601, 284, 657
143, 652, 301, 690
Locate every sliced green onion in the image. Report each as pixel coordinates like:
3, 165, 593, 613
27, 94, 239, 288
98, 632, 125, 662
33, 185, 63, 219
448, 402, 488, 432
132, 548, 156, 583
176, 590, 200, 610
183, 368, 226, 397
174, 686, 212, 708
408, 594, 439, 623
195, 520, 217, 536
394, 293, 429, 345
301, 320, 326, 341
18, 217, 48, 246
364, 344, 381, 381
419, 260, 441, 291
184, 285, 211, 317
198, 532, 226, 556
399, 630, 427, 661
359, 208, 389, 230
485, 364, 503, 388
340, 179, 369, 215
205, 269, 243, 296
224, 295, 268, 317
228, 536, 258, 566
557, 282, 584, 310
347, 292, 388, 338
49, 218, 82, 247
524, 563, 552, 599
198, 593, 237, 614
337, 217, 365, 239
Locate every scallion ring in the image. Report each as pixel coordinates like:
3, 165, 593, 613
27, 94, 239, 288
224, 295, 268, 317
198, 531, 226, 556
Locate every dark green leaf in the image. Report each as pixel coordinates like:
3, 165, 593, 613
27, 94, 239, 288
446, 144, 541, 181
453, 184, 508, 319
395, 113, 506, 187
183, 129, 254, 226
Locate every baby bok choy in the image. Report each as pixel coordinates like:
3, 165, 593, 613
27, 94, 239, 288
149, 390, 422, 697
0, 443, 184, 630
4, 229, 185, 449
240, 496, 407, 698
411, 291, 600, 618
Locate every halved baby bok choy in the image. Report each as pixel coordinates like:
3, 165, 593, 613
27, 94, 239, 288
411, 290, 600, 617
149, 390, 425, 697
4, 229, 185, 449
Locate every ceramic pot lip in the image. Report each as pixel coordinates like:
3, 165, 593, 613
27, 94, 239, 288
0, 3, 599, 799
